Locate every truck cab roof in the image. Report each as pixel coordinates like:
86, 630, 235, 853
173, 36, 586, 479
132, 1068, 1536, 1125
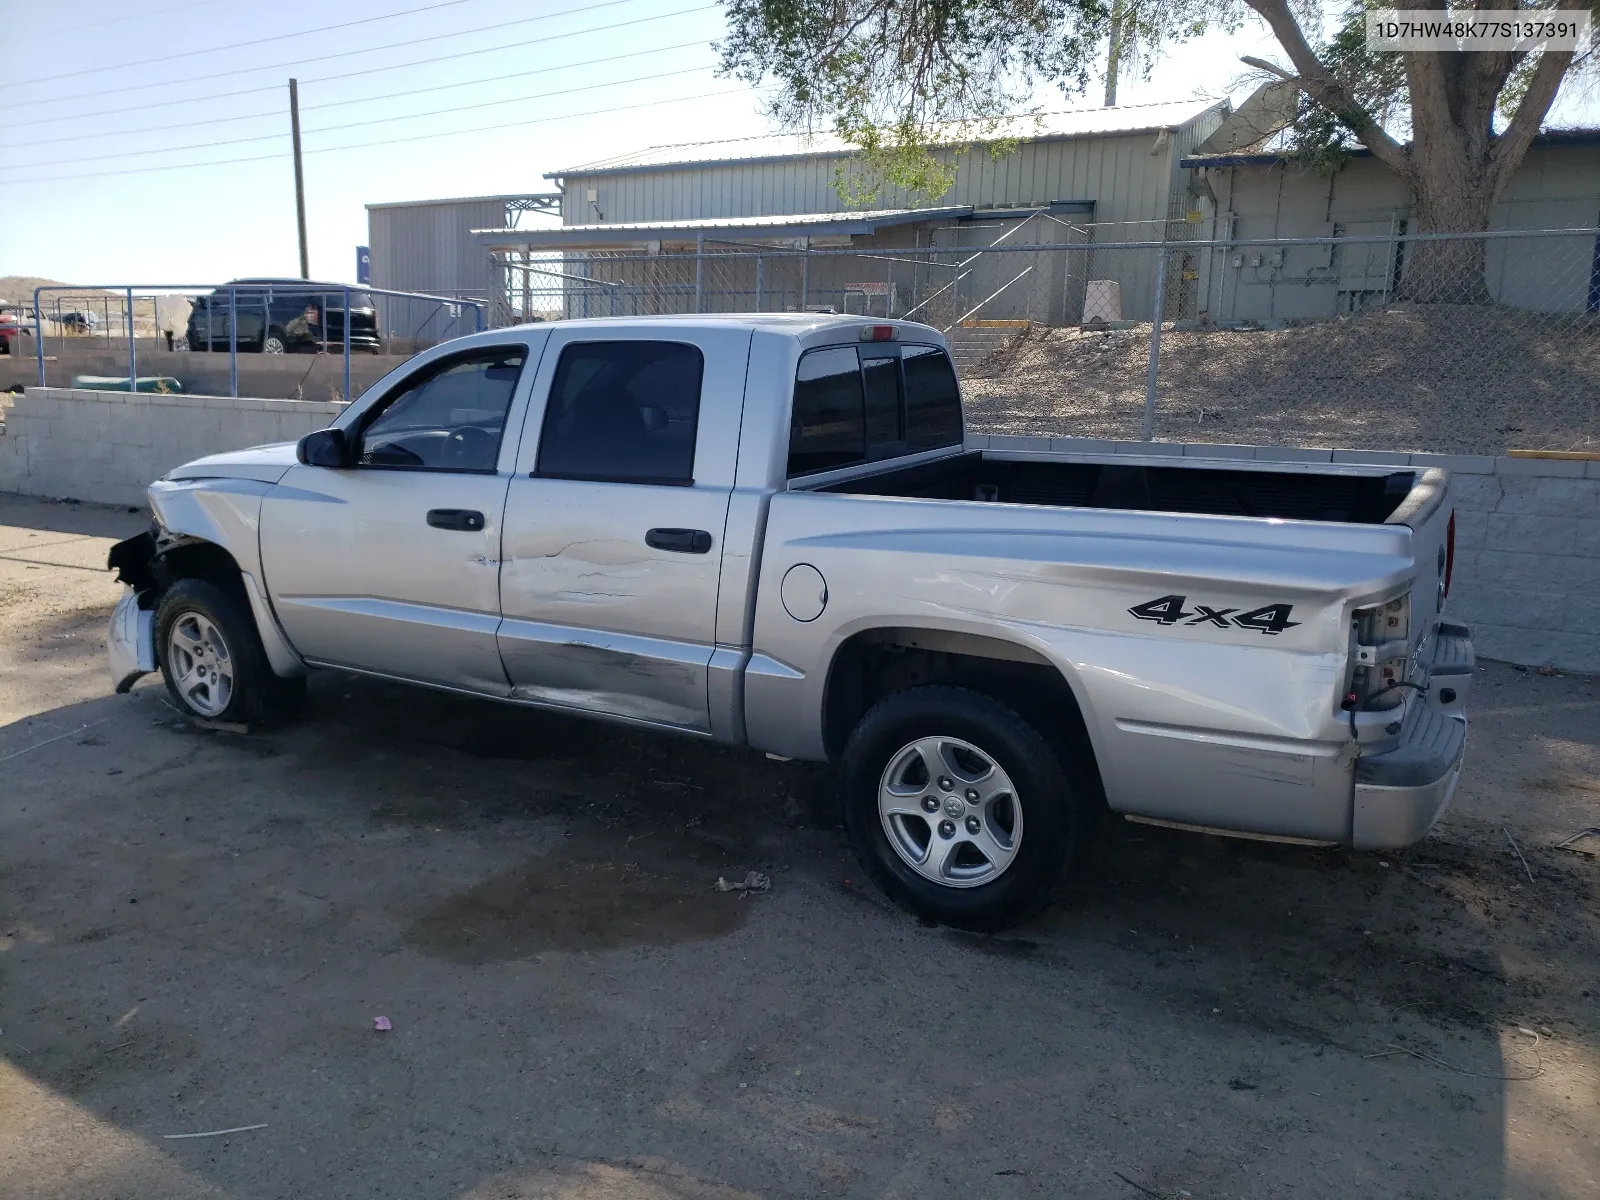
493, 312, 947, 350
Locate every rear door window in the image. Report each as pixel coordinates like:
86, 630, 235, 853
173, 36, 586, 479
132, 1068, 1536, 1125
534, 340, 704, 484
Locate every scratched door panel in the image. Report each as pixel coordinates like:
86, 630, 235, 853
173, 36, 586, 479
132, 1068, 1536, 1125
496, 479, 731, 730
261, 465, 514, 694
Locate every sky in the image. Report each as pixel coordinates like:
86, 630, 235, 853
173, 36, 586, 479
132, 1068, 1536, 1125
1, 0, 1596, 287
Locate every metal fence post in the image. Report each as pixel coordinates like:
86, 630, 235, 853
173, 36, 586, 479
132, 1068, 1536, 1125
694, 235, 705, 313
33, 286, 45, 386
126, 286, 137, 392
227, 286, 238, 398
342, 287, 352, 405
800, 247, 809, 310
755, 255, 764, 312
1141, 244, 1171, 442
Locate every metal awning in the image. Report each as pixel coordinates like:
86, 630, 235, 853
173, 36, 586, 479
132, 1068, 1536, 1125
473, 206, 974, 252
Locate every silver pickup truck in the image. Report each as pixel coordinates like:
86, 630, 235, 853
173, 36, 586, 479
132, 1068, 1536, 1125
106, 314, 1472, 928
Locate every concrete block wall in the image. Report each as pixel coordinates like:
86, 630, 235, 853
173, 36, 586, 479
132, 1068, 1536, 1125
971, 434, 1600, 674
0, 346, 409, 403
0, 387, 344, 508
0, 390, 1593, 673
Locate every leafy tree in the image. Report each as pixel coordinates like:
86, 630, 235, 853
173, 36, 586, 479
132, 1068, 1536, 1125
720, 0, 1597, 298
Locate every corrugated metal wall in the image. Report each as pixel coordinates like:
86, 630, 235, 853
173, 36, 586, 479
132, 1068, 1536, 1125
1198, 143, 1600, 317
368, 198, 507, 297
562, 129, 1203, 232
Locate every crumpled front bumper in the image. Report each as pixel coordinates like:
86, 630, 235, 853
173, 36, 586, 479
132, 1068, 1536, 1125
1350, 624, 1473, 850
107, 586, 157, 694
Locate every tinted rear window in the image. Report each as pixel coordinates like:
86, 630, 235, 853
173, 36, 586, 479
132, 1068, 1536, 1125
902, 344, 963, 449
861, 354, 902, 447
789, 346, 865, 476
535, 340, 704, 484
787, 343, 962, 477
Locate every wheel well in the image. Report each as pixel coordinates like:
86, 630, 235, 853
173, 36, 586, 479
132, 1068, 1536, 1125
152, 538, 247, 605
822, 628, 1104, 798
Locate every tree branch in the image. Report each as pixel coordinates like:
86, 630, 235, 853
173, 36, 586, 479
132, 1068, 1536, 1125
1242, 0, 1412, 176
1487, 0, 1587, 197
1491, 49, 1574, 195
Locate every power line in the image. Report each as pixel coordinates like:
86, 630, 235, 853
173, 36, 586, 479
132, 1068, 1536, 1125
0, 86, 752, 187
5, 65, 718, 171
1, 3, 716, 131
1, 39, 711, 150
13, 0, 233, 39
7, 0, 493, 87
0, 0, 654, 109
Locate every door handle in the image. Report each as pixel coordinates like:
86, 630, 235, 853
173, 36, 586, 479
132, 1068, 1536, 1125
426, 508, 485, 532
645, 527, 712, 554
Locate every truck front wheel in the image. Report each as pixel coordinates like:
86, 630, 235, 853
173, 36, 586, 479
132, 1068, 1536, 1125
841, 685, 1089, 930
156, 578, 305, 727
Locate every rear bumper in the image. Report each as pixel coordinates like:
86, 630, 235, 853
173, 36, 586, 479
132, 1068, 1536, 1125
1350, 625, 1473, 850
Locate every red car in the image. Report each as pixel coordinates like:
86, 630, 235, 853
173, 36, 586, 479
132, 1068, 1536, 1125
0, 307, 24, 355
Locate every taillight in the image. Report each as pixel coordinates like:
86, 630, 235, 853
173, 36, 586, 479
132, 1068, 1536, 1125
1444, 510, 1456, 598
1349, 593, 1413, 711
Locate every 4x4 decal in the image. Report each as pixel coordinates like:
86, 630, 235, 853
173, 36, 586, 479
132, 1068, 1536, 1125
1129, 594, 1300, 636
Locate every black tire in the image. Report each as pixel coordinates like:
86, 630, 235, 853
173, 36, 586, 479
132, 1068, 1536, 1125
156, 578, 305, 727
841, 685, 1091, 930
260, 326, 289, 354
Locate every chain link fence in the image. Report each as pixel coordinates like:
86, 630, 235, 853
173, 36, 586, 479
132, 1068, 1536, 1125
24, 283, 485, 401
494, 227, 1600, 456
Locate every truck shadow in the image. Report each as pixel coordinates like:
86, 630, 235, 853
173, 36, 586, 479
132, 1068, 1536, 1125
1050, 814, 1598, 1042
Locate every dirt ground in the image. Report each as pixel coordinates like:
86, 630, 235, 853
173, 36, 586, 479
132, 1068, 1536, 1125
960, 306, 1600, 454
1, 493, 1597, 1200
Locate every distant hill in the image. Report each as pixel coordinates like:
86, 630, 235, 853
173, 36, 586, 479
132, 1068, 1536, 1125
0, 276, 83, 306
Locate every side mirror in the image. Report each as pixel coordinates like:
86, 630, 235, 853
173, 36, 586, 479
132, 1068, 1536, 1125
297, 427, 351, 467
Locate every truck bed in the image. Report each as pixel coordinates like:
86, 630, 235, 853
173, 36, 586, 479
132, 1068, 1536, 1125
813, 450, 1417, 525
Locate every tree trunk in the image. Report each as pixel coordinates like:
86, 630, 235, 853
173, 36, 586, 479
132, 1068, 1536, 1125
1394, 47, 1509, 305
1104, 8, 1125, 106
1400, 183, 1495, 305
1398, 145, 1498, 305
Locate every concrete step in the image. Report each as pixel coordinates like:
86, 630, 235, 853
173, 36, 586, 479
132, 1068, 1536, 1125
947, 321, 1029, 366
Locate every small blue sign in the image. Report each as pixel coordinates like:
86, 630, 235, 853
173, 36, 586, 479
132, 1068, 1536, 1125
356, 246, 371, 285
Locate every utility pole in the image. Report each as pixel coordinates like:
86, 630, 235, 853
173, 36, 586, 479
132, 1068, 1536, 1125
289, 78, 309, 279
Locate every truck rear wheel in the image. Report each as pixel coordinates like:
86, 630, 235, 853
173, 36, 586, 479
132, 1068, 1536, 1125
841, 685, 1088, 930
156, 578, 305, 727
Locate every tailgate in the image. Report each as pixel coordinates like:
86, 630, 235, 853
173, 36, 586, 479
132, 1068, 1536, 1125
1349, 467, 1459, 708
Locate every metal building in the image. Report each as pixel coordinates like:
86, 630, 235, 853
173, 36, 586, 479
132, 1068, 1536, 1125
543, 99, 1226, 232
365, 193, 559, 343
465, 100, 1230, 327
1182, 131, 1600, 317
365, 100, 1288, 330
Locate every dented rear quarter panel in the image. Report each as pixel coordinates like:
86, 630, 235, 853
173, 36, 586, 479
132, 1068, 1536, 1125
745, 489, 1428, 842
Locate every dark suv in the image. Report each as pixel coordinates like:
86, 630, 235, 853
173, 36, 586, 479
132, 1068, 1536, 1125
186, 279, 382, 354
